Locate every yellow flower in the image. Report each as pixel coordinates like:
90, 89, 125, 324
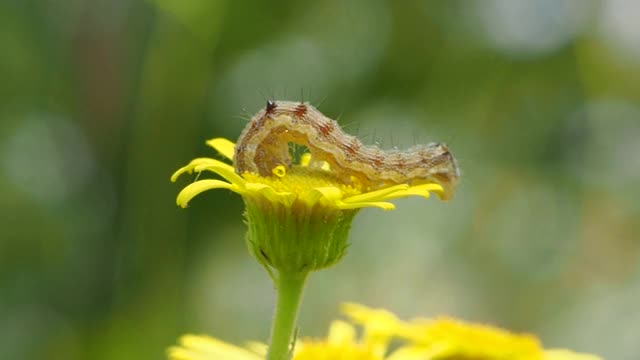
172, 138, 443, 211
398, 317, 543, 360
167, 303, 603, 360
171, 138, 443, 275
168, 312, 404, 360
395, 315, 603, 360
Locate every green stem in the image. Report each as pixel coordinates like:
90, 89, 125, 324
266, 271, 309, 360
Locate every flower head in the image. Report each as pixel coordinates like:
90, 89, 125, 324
167, 303, 603, 360
171, 138, 443, 275
172, 138, 443, 211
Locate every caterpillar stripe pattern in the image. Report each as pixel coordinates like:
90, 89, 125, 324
234, 100, 460, 200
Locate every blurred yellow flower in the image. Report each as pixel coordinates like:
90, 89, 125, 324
398, 317, 542, 360
167, 303, 602, 360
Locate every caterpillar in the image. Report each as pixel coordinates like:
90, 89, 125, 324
234, 100, 460, 200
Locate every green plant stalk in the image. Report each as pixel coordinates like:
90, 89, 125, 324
266, 271, 309, 360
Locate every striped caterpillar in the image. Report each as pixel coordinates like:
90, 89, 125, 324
234, 100, 460, 200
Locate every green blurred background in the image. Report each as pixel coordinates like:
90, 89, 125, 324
1, 1, 639, 359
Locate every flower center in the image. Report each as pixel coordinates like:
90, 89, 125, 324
242, 166, 362, 198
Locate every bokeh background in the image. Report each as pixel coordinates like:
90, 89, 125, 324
2, 0, 639, 359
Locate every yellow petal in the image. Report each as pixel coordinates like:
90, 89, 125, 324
176, 180, 241, 208
544, 349, 603, 360
386, 346, 439, 360
341, 303, 400, 331
179, 158, 245, 187
170, 158, 209, 182
245, 183, 296, 207
168, 335, 262, 360
244, 342, 267, 357
337, 201, 396, 211
310, 187, 396, 210
300, 153, 312, 167
171, 158, 240, 184
206, 138, 236, 160
378, 183, 444, 201
299, 153, 330, 171
402, 317, 543, 360
342, 184, 410, 204
341, 302, 400, 357
327, 320, 357, 345
168, 347, 209, 360
310, 187, 343, 203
